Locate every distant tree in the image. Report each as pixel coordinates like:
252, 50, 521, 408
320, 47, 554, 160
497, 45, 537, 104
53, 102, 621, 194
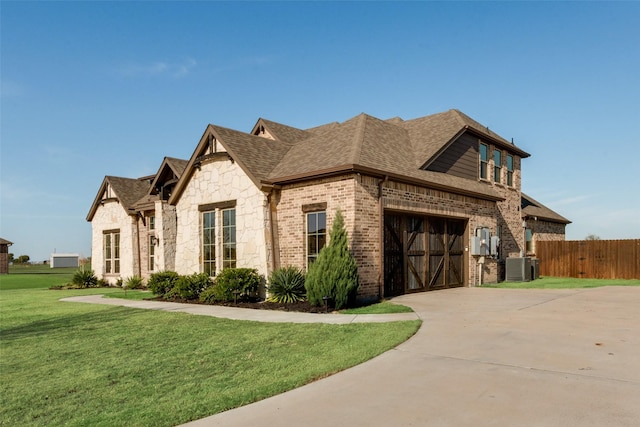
585, 234, 601, 241
16, 255, 30, 264
8, 253, 14, 263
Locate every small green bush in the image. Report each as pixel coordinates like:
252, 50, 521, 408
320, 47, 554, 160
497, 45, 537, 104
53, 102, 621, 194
166, 273, 212, 300
199, 286, 218, 304
209, 268, 261, 302
267, 266, 306, 303
71, 268, 98, 288
124, 275, 145, 289
148, 271, 180, 296
305, 209, 359, 309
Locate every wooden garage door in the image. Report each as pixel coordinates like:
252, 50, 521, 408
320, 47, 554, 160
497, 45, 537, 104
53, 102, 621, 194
384, 213, 465, 296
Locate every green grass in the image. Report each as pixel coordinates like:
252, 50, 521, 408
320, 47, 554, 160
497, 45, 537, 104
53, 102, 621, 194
484, 276, 640, 289
0, 266, 76, 290
341, 300, 414, 314
0, 277, 420, 427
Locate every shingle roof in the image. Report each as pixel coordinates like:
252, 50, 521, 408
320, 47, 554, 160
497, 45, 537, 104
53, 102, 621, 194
211, 125, 295, 183
522, 193, 571, 224
172, 109, 533, 203
255, 118, 313, 144
86, 176, 151, 221
0, 238, 13, 246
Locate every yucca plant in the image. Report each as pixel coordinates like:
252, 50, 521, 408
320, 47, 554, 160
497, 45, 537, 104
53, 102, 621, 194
267, 266, 306, 303
124, 275, 145, 289
70, 267, 98, 289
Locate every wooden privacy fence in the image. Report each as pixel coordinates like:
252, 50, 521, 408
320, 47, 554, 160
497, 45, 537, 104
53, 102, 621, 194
536, 239, 640, 280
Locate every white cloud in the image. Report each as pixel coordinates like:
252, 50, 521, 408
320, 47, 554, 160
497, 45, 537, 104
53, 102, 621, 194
115, 58, 197, 78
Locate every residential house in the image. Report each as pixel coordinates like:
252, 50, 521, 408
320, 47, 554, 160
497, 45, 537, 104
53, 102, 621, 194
0, 238, 12, 274
88, 110, 569, 298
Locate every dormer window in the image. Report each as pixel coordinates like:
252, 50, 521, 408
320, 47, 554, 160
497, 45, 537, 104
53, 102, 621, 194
493, 149, 502, 183
479, 143, 489, 180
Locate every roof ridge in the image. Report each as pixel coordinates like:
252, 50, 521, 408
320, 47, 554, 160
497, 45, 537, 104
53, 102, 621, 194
351, 113, 368, 163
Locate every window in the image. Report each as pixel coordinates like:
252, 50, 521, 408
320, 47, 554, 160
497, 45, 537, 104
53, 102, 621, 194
506, 154, 514, 187
493, 149, 502, 183
104, 230, 120, 274
148, 235, 155, 271
479, 143, 488, 180
222, 208, 236, 269
202, 211, 216, 276
149, 215, 155, 230
306, 211, 327, 266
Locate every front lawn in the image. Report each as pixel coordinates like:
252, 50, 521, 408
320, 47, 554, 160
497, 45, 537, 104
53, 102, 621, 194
0, 287, 420, 427
484, 276, 640, 289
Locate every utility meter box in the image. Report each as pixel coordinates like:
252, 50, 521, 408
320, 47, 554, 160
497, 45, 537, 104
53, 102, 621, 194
471, 228, 491, 256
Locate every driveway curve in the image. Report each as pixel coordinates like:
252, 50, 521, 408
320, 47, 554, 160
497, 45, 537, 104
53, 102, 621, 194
181, 286, 640, 427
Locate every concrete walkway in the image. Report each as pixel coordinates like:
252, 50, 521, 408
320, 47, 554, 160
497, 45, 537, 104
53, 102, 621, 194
177, 286, 640, 427
60, 294, 420, 323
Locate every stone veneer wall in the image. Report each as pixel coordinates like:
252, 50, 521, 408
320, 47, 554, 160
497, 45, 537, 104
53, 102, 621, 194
90, 200, 136, 284
173, 158, 269, 278
157, 201, 177, 272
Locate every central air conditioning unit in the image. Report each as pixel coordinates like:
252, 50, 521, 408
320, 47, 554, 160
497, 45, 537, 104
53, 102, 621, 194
505, 257, 532, 282
530, 258, 540, 280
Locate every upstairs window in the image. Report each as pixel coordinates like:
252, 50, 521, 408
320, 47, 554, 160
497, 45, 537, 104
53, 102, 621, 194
149, 215, 155, 230
479, 143, 488, 180
306, 211, 327, 266
506, 154, 514, 187
493, 149, 502, 183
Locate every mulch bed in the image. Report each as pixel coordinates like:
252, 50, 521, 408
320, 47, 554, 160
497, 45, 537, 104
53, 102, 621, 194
147, 295, 334, 313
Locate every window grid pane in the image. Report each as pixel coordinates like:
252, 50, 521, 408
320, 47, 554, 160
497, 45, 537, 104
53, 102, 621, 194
222, 208, 236, 269
493, 149, 502, 183
306, 211, 327, 266
479, 143, 488, 179
202, 211, 216, 275
506, 155, 514, 186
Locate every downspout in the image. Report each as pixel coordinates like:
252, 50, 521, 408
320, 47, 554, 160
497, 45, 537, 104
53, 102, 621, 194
377, 176, 388, 299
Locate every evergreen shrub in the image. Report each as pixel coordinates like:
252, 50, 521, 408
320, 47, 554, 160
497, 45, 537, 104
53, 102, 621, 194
305, 209, 359, 309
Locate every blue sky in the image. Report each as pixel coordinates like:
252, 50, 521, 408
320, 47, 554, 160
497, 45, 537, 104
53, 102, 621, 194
1, 1, 639, 262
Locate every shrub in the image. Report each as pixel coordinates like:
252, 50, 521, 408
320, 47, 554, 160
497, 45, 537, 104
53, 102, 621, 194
199, 286, 218, 304
166, 273, 212, 301
71, 267, 98, 289
148, 271, 179, 296
124, 275, 145, 289
267, 266, 306, 303
305, 209, 359, 309
209, 268, 261, 302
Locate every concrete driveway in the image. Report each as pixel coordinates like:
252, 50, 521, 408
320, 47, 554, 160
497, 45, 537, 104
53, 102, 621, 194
183, 286, 640, 427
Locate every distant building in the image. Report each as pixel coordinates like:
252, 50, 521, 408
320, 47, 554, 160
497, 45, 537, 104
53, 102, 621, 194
0, 238, 13, 274
50, 253, 80, 268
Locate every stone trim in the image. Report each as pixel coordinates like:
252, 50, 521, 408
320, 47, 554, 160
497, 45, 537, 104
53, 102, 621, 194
102, 228, 120, 235
198, 200, 237, 212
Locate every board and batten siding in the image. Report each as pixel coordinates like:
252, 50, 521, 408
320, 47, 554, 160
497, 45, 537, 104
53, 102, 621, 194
425, 133, 479, 180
